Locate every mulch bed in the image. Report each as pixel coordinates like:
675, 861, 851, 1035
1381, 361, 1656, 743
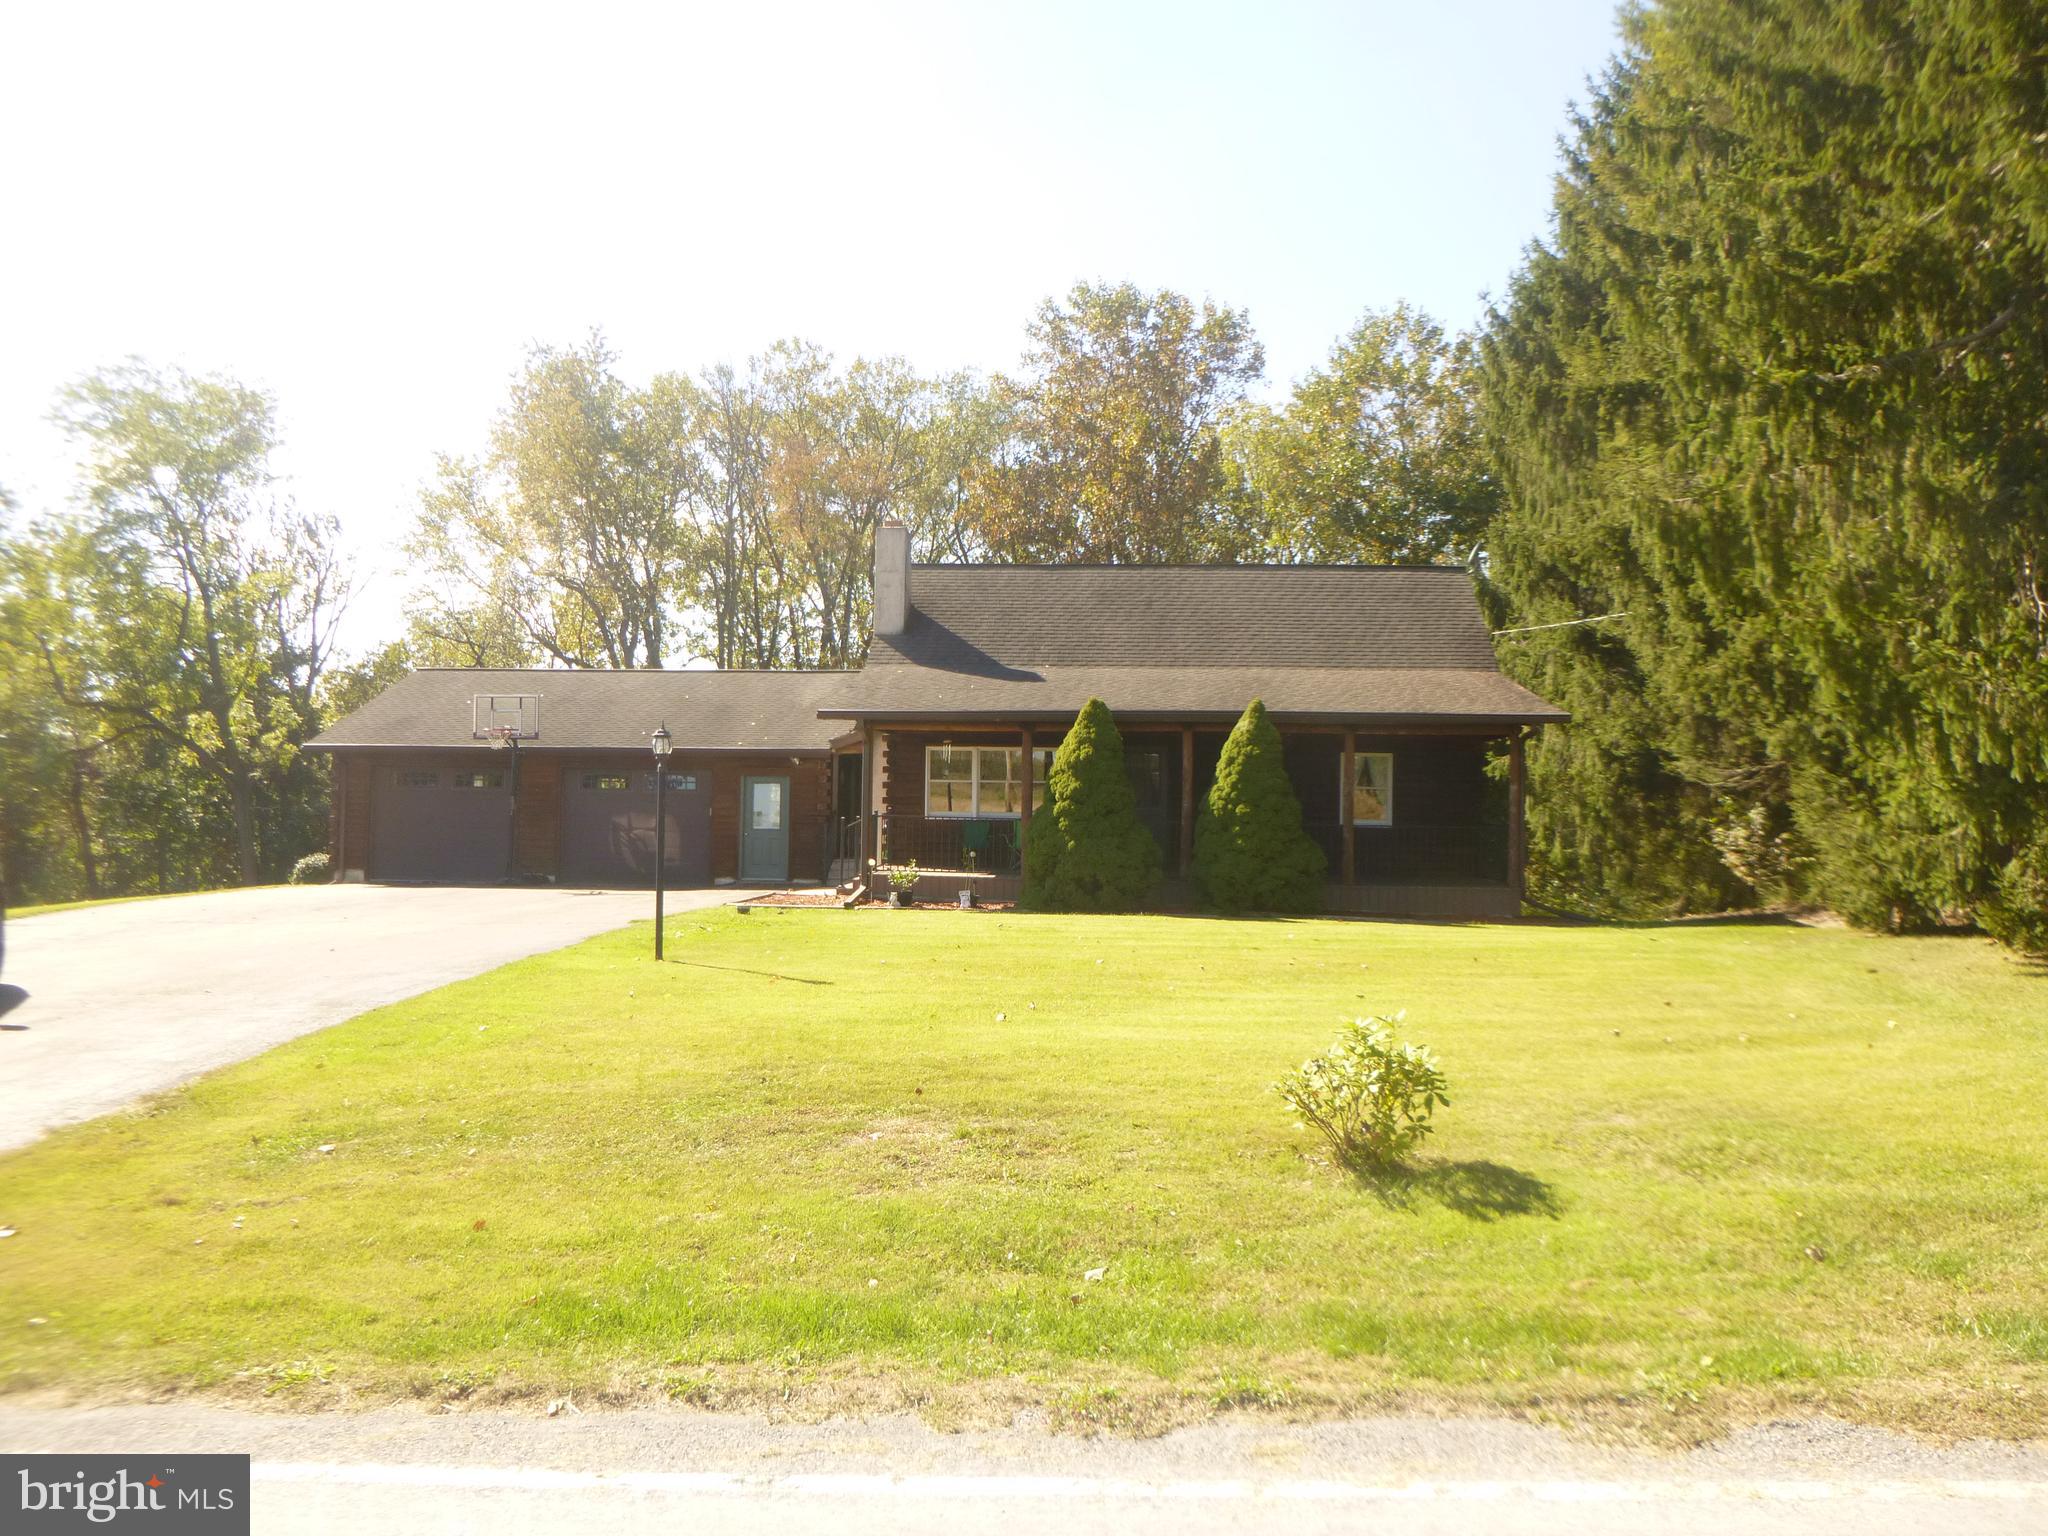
866, 898, 1017, 912
736, 891, 1017, 912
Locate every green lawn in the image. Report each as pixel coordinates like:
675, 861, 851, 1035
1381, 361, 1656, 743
2, 909, 2044, 1434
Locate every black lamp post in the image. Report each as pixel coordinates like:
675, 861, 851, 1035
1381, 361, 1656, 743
651, 723, 672, 959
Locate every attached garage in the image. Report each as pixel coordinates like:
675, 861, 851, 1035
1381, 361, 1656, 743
312, 668, 847, 888
370, 760, 511, 882
561, 768, 711, 886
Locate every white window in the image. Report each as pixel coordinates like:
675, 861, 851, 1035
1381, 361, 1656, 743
926, 747, 976, 815
926, 746, 1055, 818
1347, 752, 1394, 826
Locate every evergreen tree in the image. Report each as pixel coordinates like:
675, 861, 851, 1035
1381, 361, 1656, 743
1479, 0, 2048, 946
1023, 698, 1160, 911
1193, 700, 1327, 913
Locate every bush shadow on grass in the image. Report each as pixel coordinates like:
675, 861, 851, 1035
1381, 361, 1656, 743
1353, 1158, 1562, 1221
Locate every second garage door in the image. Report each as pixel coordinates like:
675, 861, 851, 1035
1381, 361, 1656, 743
562, 768, 712, 886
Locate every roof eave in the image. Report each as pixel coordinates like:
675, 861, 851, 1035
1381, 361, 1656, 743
307, 741, 835, 755
815, 707, 1568, 728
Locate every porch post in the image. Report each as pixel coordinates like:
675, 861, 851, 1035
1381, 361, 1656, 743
1020, 724, 1035, 828
858, 724, 875, 870
1508, 729, 1527, 909
1340, 730, 1357, 886
1178, 725, 1196, 876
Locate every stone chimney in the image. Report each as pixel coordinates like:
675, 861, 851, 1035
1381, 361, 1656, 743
873, 519, 910, 636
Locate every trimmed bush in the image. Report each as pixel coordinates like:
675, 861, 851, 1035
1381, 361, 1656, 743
1276, 1012, 1450, 1171
1194, 698, 1326, 913
1023, 698, 1160, 911
289, 851, 332, 885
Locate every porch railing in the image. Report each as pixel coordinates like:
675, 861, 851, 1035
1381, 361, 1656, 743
829, 815, 860, 863
864, 815, 1500, 885
1306, 821, 1510, 885
873, 813, 1024, 875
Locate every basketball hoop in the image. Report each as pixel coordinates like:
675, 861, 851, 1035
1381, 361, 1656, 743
472, 694, 540, 742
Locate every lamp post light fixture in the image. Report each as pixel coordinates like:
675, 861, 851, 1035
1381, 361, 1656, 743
651, 723, 672, 959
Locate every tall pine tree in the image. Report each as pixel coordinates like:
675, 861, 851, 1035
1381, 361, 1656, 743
1480, 0, 2048, 947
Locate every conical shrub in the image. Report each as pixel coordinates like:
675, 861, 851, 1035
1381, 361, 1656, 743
1023, 698, 1160, 911
1194, 698, 1326, 913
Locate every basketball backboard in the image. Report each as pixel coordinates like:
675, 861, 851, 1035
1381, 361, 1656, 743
472, 693, 541, 740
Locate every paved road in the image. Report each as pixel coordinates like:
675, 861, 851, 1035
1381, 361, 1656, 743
0, 884, 731, 1153
1, 1403, 2041, 1535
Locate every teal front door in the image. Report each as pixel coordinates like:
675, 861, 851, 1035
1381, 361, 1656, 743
740, 776, 790, 883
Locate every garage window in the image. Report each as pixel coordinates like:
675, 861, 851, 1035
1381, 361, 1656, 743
395, 769, 439, 788
452, 771, 504, 790
582, 773, 631, 791
649, 772, 697, 791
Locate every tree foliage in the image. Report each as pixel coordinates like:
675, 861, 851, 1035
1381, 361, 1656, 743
968, 282, 1266, 562
406, 335, 694, 670
1023, 698, 1160, 911
1193, 699, 1327, 913
1228, 305, 1497, 563
410, 336, 989, 671
0, 365, 348, 898
1480, 0, 2048, 943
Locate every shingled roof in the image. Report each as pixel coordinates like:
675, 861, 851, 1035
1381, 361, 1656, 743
822, 564, 1566, 726
307, 668, 852, 753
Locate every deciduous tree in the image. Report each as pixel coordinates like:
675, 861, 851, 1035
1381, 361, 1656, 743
27, 366, 349, 886
407, 335, 698, 669
969, 283, 1266, 563
1228, 305, 1496, 564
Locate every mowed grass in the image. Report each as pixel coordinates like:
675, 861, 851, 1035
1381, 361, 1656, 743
2, 909, 2044, 1431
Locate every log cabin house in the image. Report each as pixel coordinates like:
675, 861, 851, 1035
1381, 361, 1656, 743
308, 521, 1565, 915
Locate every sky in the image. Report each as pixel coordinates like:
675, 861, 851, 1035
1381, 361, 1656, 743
0, 0, 1624, 656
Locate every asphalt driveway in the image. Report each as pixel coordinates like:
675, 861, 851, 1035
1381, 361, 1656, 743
0, 884, 733, 1154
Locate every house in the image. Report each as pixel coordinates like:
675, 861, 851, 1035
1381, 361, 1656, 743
308, 522, 1566, 913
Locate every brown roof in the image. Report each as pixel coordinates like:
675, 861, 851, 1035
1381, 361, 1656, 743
825, 564, 1566, 725
307, 668, 852, 753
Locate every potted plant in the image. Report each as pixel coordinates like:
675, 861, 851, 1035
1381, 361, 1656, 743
887, 861, 921, 907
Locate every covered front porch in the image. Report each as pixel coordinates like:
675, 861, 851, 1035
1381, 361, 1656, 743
828, 718, 1529, 918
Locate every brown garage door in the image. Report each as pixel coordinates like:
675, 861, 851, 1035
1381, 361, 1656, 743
562, 768, 712, 886
370, 761, 511, 882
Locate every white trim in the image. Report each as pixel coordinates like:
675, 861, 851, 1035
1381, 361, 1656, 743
923, 744, 1052, 820
1346, 751, 1395, 827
